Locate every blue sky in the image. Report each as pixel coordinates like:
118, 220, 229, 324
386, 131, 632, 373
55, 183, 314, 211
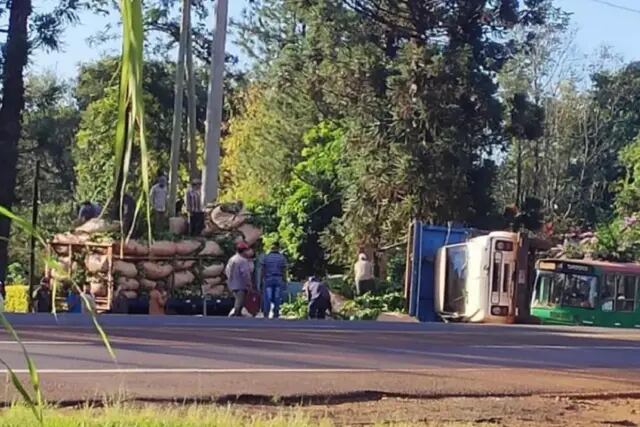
32, 0, 640, 78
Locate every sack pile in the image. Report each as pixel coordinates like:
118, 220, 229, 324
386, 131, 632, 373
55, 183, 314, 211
48, 203, 262, 307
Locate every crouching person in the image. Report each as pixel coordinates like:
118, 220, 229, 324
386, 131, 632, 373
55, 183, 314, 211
304, 276, 332, 319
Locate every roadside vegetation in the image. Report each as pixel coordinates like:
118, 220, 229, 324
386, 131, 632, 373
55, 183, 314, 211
0, 405, 332, 427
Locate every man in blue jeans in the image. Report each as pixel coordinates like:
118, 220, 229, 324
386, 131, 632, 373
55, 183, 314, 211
261, 241, 288, 318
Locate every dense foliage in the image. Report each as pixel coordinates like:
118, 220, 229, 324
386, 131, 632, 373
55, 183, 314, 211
5, 0, 640, 279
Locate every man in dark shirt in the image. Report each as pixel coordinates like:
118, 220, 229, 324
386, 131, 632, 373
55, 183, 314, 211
304, 276, 332, 319
185, 179, 205, 236
261, 242, 288, 318
33, 278, 52, 313
78, 201, 101, 223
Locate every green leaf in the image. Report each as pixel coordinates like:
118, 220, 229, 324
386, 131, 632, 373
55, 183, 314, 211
0, 313, 44, 425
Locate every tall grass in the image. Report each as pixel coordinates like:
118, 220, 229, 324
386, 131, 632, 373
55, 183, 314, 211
0, 405, 336, 427
0, 0, 147, 423
115, 0, 151, 241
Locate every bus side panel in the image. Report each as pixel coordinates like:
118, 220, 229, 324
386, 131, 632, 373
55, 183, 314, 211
594, 310, 637, 328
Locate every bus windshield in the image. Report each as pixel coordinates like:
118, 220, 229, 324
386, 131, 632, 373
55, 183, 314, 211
443, 245, 468, 314
533, 271, 598, 309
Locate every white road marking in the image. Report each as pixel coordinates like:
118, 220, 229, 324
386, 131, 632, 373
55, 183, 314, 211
470, 345, 640, 350
2, 341, 639, 350
0, 341, 90, 345
0, 367, 531, 375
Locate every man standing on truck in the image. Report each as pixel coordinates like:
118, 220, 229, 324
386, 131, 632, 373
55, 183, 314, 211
78, 201, 101, 224
261, 241, 287, 319
186, 178, 205, 236
226, 242, 253, 316
150, 175, 168, 234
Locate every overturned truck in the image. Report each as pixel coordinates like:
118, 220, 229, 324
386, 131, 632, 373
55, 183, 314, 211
46, 203, 262, 313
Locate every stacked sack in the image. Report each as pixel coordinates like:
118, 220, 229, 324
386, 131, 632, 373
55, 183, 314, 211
49, 202, 263, 305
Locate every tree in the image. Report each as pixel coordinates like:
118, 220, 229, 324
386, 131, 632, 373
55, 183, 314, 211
227, 0, 556, 273
276, 123, 345, 277
0, 0, 33, 282
8, 74, 80, 269
73, 58, 210, 206
0, 0, 88, 281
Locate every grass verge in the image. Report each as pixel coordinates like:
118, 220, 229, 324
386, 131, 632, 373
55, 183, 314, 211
0, 404, 332, 427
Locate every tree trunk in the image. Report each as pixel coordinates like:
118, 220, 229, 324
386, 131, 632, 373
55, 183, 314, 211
186, 8, 199, 181
515, 138, 522, 206
0, 0, 33, 282
168, 0, 190, 217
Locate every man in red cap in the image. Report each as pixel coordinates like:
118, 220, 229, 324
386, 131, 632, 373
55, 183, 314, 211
225, 241, 253, 316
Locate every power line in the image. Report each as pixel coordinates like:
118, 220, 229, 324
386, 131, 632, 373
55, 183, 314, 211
586, 0, 640, 15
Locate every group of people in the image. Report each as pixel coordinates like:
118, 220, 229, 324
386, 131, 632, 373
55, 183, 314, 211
30, 278, 96, 314
225, 240, 334, 319
18, 229, 373, 318
76, 174, 205, 237
150, 174, 205, 236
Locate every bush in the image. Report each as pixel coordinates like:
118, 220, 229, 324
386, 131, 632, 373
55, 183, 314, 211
326, 275, 354, 299
6, 262, 27, 285
5, 285, 29, 313
336, 292, 406, 320
280, 294, 308, 319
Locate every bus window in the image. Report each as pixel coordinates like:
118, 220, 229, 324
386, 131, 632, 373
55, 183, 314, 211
533, 275, 551, 307
533, 273, 562, 308
561, 274, 597, 309
443, 245, 468, 314
615, 276, 637, 312
601, 275, 617, 312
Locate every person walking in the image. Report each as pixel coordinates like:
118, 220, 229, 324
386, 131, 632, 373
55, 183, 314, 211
354, 252, 375, 295
225, 242, 253, 317
33, 278, 52, 313
150, 175, 168, 234
261, 242, 288, 319
185, 178, 205, 236
149, 283, 168, 315
304, 276, 332, 319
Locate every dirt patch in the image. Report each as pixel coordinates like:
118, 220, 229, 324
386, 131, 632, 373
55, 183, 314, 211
243, 395, 640, 426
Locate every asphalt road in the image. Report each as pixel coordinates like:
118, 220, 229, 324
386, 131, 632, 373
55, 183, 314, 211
1, 315, 640, 404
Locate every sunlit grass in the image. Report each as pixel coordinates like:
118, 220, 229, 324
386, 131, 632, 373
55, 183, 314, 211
0, 404, 331, 427
0, 403, 483, 427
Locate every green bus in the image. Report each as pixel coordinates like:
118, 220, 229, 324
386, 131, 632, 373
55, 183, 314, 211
531, 259, 640, 328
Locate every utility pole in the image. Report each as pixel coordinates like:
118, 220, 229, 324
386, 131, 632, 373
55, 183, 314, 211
28, 160, 40, 308
168, 0, 191, 217
202, 0, 228, 205
186, 21, 198, 180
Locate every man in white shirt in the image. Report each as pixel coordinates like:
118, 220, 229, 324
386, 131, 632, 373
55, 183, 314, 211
185, 178, 204, 236
150, 175, 168, 235
354, 252, 375, 295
